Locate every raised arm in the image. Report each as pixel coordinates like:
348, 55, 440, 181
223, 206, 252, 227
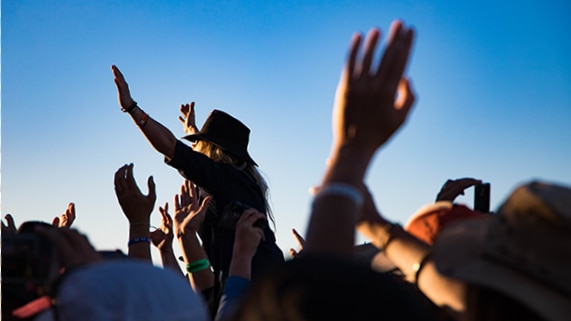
173, 180, 214, 291
305, 21, 415, 256
150, 202, 185, 277
114, 163, 156, 262
111, 65, 177, 160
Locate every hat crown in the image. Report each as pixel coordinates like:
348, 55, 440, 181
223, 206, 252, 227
184, 110, 257, 166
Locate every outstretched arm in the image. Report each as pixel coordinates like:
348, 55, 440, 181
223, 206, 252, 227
305, 21, 416, 256
111, 65, 177, 160
357, 185, 467, 312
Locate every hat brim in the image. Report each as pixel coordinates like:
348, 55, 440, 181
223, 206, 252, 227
433, 218, 571, 321
183, 133, 257, 167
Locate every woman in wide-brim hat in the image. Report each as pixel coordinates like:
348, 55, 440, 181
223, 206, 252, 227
111, 65, 284, 315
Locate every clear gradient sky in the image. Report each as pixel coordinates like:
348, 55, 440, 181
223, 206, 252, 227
2, 0, 570, 264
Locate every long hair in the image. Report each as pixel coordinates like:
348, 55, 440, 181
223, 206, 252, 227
194, 140, 275, 227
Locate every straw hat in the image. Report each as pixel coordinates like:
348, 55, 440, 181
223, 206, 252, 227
433, 181, 571, 321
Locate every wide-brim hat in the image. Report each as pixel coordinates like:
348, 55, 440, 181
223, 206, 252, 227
405, 201, 485, 245
184, 109, 257, 166
432, 181, 571, 321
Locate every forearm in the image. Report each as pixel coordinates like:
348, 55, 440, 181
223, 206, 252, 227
159, 248, 185, 277
368, 221, 466, 312
128, 224, 152, 262
305, 144, 373, 256
128, 106, 177, 159
228, 251, 255, 280
177, 233, 214, 291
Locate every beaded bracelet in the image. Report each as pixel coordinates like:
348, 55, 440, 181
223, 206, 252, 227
186, 258, 210, 273
128, 237, 151, 246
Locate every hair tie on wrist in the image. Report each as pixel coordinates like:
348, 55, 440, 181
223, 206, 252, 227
186, 259, 210, 273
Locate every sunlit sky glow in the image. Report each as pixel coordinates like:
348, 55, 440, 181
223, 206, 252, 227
2, 0, 570, 264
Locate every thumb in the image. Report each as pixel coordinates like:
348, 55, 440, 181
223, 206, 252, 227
147, 176, 156, 200
197, 196, 212, 214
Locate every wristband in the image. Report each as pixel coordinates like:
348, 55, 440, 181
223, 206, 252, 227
379, 223, 402, 252
128, 237, 151, 246
412, 251, 432, 286
313, 183, 363, 207
121, 101, 138, 113
186, 259, 210, 273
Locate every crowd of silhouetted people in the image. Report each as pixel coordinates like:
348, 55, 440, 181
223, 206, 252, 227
2, 20, 570, 321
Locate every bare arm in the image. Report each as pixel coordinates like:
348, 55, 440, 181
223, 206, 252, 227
111, 65, 177, 159
358, 185, 467, 312
150, 203, 185, 277
173, 180, 214, 291
114, 163, 156, 262
305, 22, 415, 257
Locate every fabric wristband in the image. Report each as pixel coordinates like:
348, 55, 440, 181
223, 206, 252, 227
186, 259, 210, 273
313, 183, 364, 207
128, 237, 151, 246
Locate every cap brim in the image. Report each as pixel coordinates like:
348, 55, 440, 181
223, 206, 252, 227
433, 218, 571, 321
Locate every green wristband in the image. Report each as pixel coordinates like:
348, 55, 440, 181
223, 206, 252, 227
186, 259, 210, 273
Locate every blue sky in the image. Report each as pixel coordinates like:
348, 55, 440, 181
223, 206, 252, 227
2, 0, 570, 264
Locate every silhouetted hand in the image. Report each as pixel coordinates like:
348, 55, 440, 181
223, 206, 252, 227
435, 178, 483, 202
173, 180, 211, 237
114, 163, 156, 223
111, 65, 136, 111
289, 228, 306, 258
151, 202, 175, 251
179, 102, 199, 135
52, 202, 76, 228
333, 21, 415, 156
1, 214, 17, 234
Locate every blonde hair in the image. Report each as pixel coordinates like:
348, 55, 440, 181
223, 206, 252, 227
194, 140, 275, 227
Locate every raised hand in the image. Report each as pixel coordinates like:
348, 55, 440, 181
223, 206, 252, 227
435, 178, 483, 202
151, 202, 175, 251
52, 202, 76, 228
179, 102, 199, 135
289, 228, 306, 258
111, 65, 137, 112
332, 21, 415, 156
1, 214, 17, 234
173, 180, 211, 237
114, 163, 156, 223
